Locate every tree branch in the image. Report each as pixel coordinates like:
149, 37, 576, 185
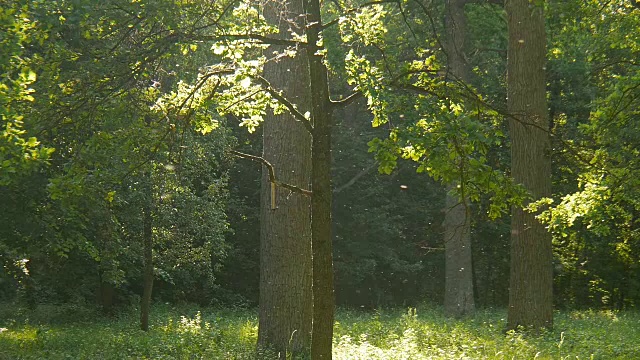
330, 91, 363, 108
465, 0, 503, 4
187, 33, 306, 47
252, 75, 314, 134
396, 71, 624, 184
230, 150, 313, 197
333, 163, 376, 194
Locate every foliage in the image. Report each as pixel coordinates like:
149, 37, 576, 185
331, 103, 446, 308
1, 0, 640, 329
1, 304, 639, 359
0, 2, 55, 185
537, 0, 640, 309
0, 0, 239, 308
335, 0, 526, 219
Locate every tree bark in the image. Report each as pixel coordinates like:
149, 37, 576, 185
258, 0, 313, 356
506, 0, 553, 330
304, 0, 335, 357
443, 192, 475, 316
443, 0, 475, 318
140, 185, 154, 331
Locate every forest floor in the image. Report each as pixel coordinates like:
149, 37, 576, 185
0, 303, 638, 359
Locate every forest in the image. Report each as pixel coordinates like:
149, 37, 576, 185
1, 0, 639, 358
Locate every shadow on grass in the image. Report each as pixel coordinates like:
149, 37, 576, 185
1, 303, 638, 359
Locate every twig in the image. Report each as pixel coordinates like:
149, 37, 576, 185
334, 163, 376, 193
330, 91, 363, 108
188, 33, 305, 47
230, 150, 313, 198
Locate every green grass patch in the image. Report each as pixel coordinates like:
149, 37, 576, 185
334, 306, 640, 359
1, 304, 638, 359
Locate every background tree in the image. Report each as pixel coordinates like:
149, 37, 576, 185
541, 0, 640, 310
0, 0, 234, 315
443, 0, 475, 318
339, 0, 524, 315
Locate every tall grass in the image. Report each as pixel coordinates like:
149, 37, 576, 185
1, 303, 638, 359
333, 306, 639, 359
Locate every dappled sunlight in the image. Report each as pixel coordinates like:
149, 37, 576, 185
1, 2, 639, 359
578, 309, 619, 322
0, 325, 39, 343
330, 306, 640, 359
1, 304, 639, 358
238, 319, 259, 342
0, 305, 268, 359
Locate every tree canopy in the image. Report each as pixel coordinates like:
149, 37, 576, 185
1, 0, 640, 355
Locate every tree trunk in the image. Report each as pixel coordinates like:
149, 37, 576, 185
506, 0, 553, 330
140, 188, 154, 331
99, 280, 115, 314
443, 0, 475, 318
304, 0, 335, 357
258, 0, 313, 356
97, 219, 115, 314
443, 191, 475, 316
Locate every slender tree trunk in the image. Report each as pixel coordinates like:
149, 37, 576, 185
97, 219, 115, 314
258, 0, 313, 356
140, 185, 154, 331
443, 0, 475, 318
99, 280, 115, 314
506, 0, 553, 330
304, 0, 334, 357
443, 193, 474, 316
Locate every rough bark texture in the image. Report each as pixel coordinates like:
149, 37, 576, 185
304, 0, 334, 357
140, 193, 153, 332
443, 0, 475, 318
506, 0, 553, 330
257, 0, 313, 356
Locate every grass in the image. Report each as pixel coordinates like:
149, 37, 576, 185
0, 303, 638, 359
333, 307, 639, 359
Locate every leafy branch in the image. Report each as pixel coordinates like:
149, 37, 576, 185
251, 75, 314, 134
322, 0, 402, 30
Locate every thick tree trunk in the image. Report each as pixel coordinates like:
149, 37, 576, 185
506, 0, 553, 330
304, 0, 334, 357
258, 0, 313, 356
443, 0, 475, 318
140, 191, 154, 331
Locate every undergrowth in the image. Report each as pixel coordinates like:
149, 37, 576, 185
0, 303, 638, 359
